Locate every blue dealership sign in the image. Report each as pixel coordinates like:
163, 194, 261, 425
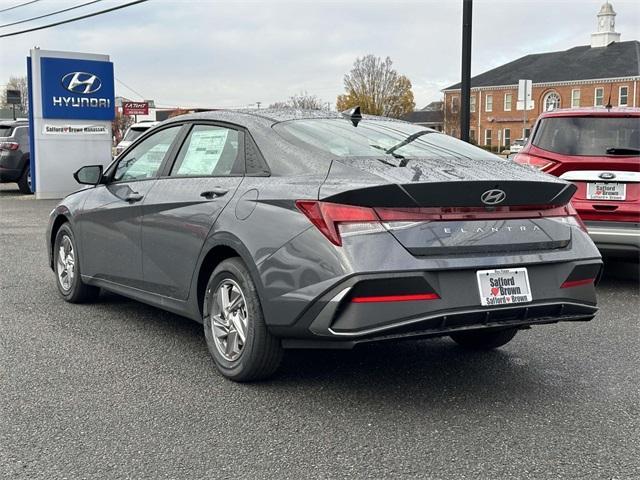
40, 57, 115, 120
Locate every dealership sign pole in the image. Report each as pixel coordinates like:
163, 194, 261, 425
27, 49, 115, 198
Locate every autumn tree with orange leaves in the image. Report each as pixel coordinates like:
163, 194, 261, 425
336, 55, 415, 118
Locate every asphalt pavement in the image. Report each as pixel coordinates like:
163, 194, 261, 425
1, 183, 639, 479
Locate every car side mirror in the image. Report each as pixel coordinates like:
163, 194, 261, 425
74, 165, 103, 185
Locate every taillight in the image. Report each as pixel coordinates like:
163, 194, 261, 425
295, 201, 381, 246
513, 153, 556, 172
296, 201, 588, 245
0, 142, 19, 151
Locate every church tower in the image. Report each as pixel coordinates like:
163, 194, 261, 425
591, 1, 621, 48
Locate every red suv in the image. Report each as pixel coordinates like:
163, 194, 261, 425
513, 107, 639, 259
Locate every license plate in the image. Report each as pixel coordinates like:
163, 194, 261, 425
587, 182, 626, 201
476, 268, 532, 306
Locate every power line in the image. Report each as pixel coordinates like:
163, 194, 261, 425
0, 0, 105, 29
115, 77, 146, 100
0, 0, 150, 38
0, 0, 42, 14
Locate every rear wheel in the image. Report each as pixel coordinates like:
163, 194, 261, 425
17, 165, 32, 194
450, 328, 518, 350
203, 258, 283, 382
54, 224, 100, 303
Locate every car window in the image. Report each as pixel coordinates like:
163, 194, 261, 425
532, 116, 640, 156
123, 127, 148, 142
15, 127, 29, 146
170, 125, 240, 176
274, 119, 499, 161
113, 126, 181, 182
0, 126, 14, 137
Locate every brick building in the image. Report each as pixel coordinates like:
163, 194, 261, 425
443, 1, 639, 150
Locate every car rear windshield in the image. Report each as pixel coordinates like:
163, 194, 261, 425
274, 119, 499, 161
532, 116, 640, 156
123, 127, 148, 142
0, 126, 14, 137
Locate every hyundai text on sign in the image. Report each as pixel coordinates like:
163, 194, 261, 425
40, 57, 115, 120
122, 101, 149, 116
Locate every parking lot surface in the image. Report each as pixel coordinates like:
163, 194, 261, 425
1, 184, 639, 479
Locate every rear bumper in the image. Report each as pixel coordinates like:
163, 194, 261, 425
272, 258, 601, 348
585, 221, 640, 257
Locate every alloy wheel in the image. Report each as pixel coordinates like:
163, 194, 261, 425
210, 279, 249, 361
56, 235, 75, 291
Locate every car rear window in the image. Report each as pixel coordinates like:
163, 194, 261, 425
123, 127, 148, 142
274, 119, 498, 161
0, 126, 14, 137
532, 116, 640, 156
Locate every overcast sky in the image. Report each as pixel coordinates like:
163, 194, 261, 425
0, 0, 638, 109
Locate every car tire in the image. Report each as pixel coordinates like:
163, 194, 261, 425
203, 258, 283, 382
450, 327, 518, 350
54, 224, 100, 303
17, 165, 32, 194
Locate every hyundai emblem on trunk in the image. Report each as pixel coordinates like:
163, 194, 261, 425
480, 189, 506, 205
599, 172, 616, 180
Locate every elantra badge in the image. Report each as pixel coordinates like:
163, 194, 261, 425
61, 72, 102, 94
599, 172, 616, 180
480, 189, 506, 205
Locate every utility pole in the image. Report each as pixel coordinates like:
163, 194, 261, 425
256, 101, 261, 109
460, 0, 473, 143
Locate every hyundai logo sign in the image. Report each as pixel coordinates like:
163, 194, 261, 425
41, 57, 114, 120
61, 72, 102, 94
481, 189, 507, 205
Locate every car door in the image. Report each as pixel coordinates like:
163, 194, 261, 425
140, 123, 245, 299
78, 124, 184, 288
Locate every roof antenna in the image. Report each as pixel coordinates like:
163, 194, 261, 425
605, 83, 613, 110
341, 106, 362, 127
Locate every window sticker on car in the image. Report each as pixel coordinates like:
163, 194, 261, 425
177, 129, 229, 175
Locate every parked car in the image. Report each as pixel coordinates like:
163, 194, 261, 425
0, 119, 31, 194
509, 138, 527, 155
114, 120, 159, 157
512, 107, 639, 258
47, 109, 602, 381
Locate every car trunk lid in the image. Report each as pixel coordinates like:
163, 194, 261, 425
316, 157, 580, 255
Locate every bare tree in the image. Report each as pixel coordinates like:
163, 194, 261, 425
269, 91, 325, 110
1, 76, 29, 115
336, 55, 415, 118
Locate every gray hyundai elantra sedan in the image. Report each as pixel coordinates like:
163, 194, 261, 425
46, 108, 602, 381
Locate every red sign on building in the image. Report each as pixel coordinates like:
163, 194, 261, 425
122, 101, 149, 116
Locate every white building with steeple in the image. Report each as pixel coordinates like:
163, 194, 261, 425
591, 1, 622, 48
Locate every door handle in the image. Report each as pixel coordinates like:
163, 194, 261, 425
200, 187, 228, 200
125, 192, 144, 203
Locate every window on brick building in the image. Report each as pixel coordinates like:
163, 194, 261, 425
470, 95, 476, 113
543, 91, 561, 111
594, 87, 604, 107
571, 89, 581, 108
619, 86, 629, 106
470, 129, 476, 141
485, 94, 493, 112
451, 96, 459, 113
504, 93, 512, 111
523, 128, 531, 139
484, 129, 492, 146
504, 128, 511, 147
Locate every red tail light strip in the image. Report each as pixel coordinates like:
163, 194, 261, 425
561, 278, 595, 289
351, 293, 440, 303
296, 200, 586, 246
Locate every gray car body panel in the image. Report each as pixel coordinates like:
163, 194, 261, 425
46, 109, 601, 346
